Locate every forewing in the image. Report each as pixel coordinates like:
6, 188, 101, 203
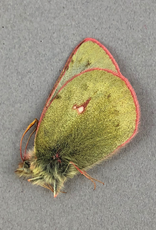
45, 38, 120, 108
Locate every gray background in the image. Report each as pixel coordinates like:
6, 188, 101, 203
0, 0, 156, 229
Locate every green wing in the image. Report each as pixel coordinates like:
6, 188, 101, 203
35, 69, 137, 169
46, 38, 120, 107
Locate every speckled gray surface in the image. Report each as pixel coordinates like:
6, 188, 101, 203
0, 1, 156, 229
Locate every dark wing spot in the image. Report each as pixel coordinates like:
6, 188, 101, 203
85, 60, 91, 67
93, 90, 98, 96
115, 123, 120, 127
107, 93, 111, 99
65, 65, 69, 71
71, 59, 74, 64
55, 94, 61, 99
114, 110, 119, 115
82, 83, 89, 91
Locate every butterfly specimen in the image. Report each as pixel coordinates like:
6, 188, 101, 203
15, 38, 140, 197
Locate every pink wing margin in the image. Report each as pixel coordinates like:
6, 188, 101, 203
35, 38, 139, 139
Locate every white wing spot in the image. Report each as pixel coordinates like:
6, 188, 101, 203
77, 106, 84, 114
72, 98, 91, 115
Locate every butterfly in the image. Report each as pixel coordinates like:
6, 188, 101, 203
15, 38, 140, 197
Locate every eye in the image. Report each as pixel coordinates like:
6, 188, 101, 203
24, 161, 30, 168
